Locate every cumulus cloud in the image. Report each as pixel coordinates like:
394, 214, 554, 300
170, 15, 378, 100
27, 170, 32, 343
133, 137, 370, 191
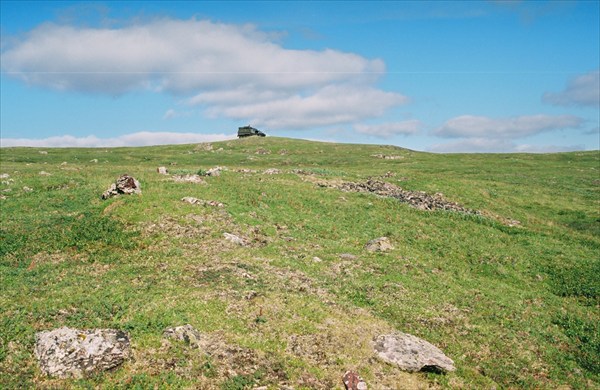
354, 120, 421, 138
1, 18, 405, 129
435, 114, 583, 138
0, 131, 234, 147
543, 70, 600, 107
429, 138, 584, 153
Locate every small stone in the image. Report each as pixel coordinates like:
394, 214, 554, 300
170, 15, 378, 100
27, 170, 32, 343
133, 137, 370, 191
157, 166, 168, 175
224, 232, 249, 246
34, 327, 131, 378
312, 257, 322, 263
365, 237, 393, 252
181, 197, 223, 207
339, 253, 358, 260
39, 171, 51, 176
206, 166, 226, 176
39, 151, 48, 155
163, 324, 201, 348
373, 332, 455, 373
23, 186, 33, 192
60, 162, 68, 166
90, 159, 98, 163
0, 173, 10, 179
343, 370, 367, 390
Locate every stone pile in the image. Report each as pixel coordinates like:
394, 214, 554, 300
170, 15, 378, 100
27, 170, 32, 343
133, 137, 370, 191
102, 175, 142, 199
332, 179, 479, 214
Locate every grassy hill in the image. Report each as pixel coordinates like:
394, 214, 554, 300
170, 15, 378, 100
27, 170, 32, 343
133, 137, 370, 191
1, 137, 598, 389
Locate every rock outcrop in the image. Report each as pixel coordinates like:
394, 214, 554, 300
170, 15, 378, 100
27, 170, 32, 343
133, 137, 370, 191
373, 332, 455, 373
34, 327, 131, 378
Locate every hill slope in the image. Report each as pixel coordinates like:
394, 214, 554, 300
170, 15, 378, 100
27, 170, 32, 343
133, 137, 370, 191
1, 137, 598, 389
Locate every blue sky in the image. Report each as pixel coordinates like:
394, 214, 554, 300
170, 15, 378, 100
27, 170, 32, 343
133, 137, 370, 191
1, 0, 598, 152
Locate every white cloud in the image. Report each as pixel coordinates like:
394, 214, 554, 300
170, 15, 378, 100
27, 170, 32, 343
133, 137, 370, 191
201, 85, 407, 129
1, 18, 406, 129
543, 70, 600, 107
162, 109, 191, 120
435, 114, 583, 138
354, 120, 421, 138
429, 138, 584, 153
0, 131, 234, 147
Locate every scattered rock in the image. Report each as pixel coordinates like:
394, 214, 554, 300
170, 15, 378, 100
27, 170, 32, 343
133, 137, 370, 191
34, 327, 131, 378
325, 179, 479, 215
23, 186, 34, 193
181, 197, 224, 207
206, 166, 226, 176
339, 253, 358, 260
172, 174, 205, 184
102, 174, 142, 199
312, 256, 323, 263
0, 173, 10, 179
39, 171, 51, 176
90, 159, 98, 163
39, 151, 48, 155
343, 370, 367, 390
163, 324, 201, 348
157, 166, 168, 175
279, 149, 289, 155
195, 142, 213, 151
223, 232, 249, 246
235, 168, 258, 174
365, 237, 393, 252
0, 195, 6, 200
371, 154, 403, 160
373, 332, 455, 373
263, 168, 281, 175
60, 162, 68, 166
255, 148, 271, 155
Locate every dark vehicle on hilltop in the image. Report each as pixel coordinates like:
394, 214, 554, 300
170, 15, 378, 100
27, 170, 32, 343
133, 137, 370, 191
238, 126, 266, 138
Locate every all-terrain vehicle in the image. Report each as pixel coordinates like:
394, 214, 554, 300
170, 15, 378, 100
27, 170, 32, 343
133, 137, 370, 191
238, 126, 266, 138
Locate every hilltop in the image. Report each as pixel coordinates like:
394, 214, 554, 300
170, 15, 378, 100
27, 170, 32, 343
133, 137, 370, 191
1, 137, 598, 389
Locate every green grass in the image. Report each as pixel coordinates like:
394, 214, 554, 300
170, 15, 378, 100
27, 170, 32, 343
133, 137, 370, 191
1, 137, 598, 389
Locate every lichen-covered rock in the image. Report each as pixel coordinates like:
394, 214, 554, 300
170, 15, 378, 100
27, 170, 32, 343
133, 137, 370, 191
365, 237, 393, 252
343, 370, 367, 390
373, 332, 455, 373
34, 327, 131, 378
223, 232, 249, 246
163, 324, 201, 348
102, 174, 141, 199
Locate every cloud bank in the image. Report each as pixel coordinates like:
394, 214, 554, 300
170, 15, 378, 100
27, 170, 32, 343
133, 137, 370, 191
431, 114, 584, 152
1, 18, 405, 129
543, 70, 600, 107
0, 131, 234, 148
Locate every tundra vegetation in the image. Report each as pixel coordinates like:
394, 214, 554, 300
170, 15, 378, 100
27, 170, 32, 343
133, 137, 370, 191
0, 137, 598, 389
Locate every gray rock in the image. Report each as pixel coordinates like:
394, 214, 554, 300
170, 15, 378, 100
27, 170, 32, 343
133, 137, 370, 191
102, 175, 141, 199
263, 168, 281, 175
373, 332, 455, 373
339, 253, 358, 260
163, 324, 201, 348
206, 166, 225, 176
224, 232, 249, 246
157, 166, 168, 175
365, 237, 393, 252
34, 327, 131, 378
181, 197, 223, 207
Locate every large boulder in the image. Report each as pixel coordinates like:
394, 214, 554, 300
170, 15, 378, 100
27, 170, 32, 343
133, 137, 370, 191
102, 174, 141, 199
373, 332, 455, 373
34, 327, 131, 378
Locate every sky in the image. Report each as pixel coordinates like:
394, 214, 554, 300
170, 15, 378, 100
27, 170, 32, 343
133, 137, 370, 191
1, 0, 599, 152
